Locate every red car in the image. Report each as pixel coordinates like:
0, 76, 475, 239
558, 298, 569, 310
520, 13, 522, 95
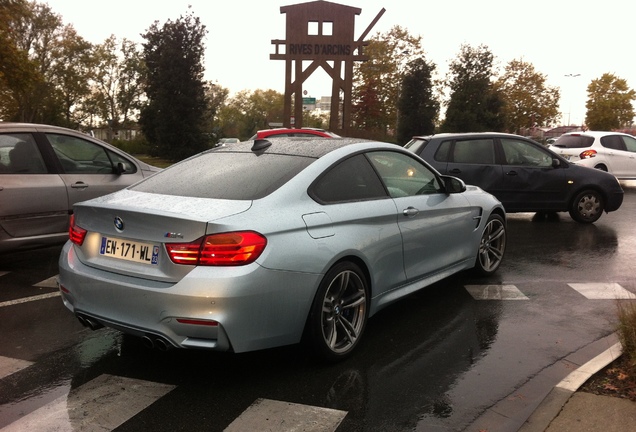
250, 128, 341, 140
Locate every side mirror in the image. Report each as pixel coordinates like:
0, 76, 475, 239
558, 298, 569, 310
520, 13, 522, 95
552, 158, 561, 168
442, 175, 467, 194
115, 162, 126, 175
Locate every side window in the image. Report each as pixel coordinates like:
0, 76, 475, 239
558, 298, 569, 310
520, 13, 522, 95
501, 139, 552, 167
434, 140, 451, 162
600, 135, 626, 151
367, 151, 442, 198
311, 154, 387, 203
452, 139, 495, 164
0, 133, 47, 174
46, 133, 136, 174
623, 135, 636, 152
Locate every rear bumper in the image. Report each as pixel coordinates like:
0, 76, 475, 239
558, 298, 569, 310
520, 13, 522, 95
58, 242, 322, 353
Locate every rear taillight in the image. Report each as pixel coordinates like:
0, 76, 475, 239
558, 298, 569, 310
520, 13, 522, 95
579, 149, 597, 159
166, 231, 267, 266
69, 214, 87, 246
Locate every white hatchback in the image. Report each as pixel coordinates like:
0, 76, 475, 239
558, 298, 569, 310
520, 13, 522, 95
548, 131, 636, 179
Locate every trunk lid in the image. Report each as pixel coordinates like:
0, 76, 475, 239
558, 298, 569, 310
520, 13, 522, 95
71, 189, 252, 282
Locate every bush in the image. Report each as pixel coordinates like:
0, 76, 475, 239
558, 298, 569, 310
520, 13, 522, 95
617, 301, 636, 370
110, 137, 152, 155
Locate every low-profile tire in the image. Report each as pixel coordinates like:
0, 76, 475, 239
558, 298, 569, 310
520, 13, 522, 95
569, 189, 604, 223
307, 261, 368, 362
474, 213, 506, 276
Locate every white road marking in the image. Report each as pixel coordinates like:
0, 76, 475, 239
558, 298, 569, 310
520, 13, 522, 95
0, 292, 60, 308
224, 398, 347, 432
568, 283, 636, 299
34, 276, 58, 288
464, 284, 529, 300
0, 271, 8, 278
0, 356, 33, 380
0, 374, 175, 432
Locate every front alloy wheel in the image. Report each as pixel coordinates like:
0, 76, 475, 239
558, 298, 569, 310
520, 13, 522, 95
308, 262, 368, 361
475, 214, 506, 276
569, 189, 604, 223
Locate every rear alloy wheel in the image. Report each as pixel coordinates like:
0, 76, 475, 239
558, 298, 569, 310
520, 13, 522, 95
475, 214, 506, 276
308, 262, 368, 361
569, 189, 604, 223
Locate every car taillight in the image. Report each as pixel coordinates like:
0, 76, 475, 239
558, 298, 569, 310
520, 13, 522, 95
166, 231, 267, 266
579, 149, 597, 159
69, 214, 87, 246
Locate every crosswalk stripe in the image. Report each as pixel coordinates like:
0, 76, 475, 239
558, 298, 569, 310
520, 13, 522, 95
0, 356, 33, 380
568, 283, 636, 299
0, 374, 175, 432
464, 284, 529, 300
0, 292, 60, 308
224, 398, 347, 432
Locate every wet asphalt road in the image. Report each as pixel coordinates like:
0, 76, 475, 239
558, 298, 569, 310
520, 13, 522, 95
0, 182, 635, 432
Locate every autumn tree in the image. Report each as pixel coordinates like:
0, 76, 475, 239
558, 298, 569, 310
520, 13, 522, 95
0, 0, 64, 123
351, 25, 425, 141
441, 44, 505, 133
90, 36, 146, 135
396, 57, 439, 144
140, 10, 208, 161
496, 59, 560, 132
49, 25, 94, 128
585, 73, 635, 130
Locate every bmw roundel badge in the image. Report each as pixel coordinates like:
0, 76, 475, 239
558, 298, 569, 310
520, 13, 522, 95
114, 216, 124, 231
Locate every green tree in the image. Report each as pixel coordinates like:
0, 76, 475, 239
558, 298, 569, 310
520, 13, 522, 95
221, 89, 284, 139
496, 59, 560, 132
441, 44, 505, 133
203, 81, 230, 141
396, 57, 439, 144
140, 10, 208, 161
352, 25, 424, 140
90, 36, 146, 134
585, 73, 635, 130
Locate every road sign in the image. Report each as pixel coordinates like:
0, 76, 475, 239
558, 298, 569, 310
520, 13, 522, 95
302, 97, 316, 105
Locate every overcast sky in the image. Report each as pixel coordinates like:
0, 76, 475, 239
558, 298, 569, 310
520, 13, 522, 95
45, 0, 636, 126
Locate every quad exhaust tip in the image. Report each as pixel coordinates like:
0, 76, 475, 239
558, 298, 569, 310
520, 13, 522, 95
141, 334, 173, 351
76, 314, 104, 331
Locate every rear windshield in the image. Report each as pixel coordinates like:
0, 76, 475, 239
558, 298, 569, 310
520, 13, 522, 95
553, 135, 594, 148
403, 138, 429, 154
131, 151, 314, 200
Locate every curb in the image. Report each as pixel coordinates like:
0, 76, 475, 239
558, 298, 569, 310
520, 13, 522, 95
518, 340, 623, 432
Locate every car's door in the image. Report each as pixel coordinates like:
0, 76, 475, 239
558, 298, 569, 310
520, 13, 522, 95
601, 135, 636, 178
44, 132, 142, 208
499, 137, 567, 211
366, 151, 477, 282
439, 138, 505, 195
619, 135, 636, 178
0, 133, 69, 238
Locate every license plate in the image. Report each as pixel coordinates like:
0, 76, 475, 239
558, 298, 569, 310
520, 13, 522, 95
100, 236, 159, 265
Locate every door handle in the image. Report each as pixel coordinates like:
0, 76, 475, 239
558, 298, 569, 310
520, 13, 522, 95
403, 207, 419, 217
505, 171, 518, 176
448, 168, 461, 174
71, 182, 88, 189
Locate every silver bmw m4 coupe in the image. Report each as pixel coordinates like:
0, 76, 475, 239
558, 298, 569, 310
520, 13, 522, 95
58, 137, 506, 361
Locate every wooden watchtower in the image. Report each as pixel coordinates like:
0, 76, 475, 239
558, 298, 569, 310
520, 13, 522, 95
270, 1, 384, 134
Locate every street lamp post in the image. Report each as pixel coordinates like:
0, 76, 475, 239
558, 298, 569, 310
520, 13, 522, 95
564, 73, 581, 126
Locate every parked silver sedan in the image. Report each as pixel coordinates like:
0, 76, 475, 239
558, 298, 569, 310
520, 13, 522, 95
58, 137, 506, 360
0, 123, 159, 253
